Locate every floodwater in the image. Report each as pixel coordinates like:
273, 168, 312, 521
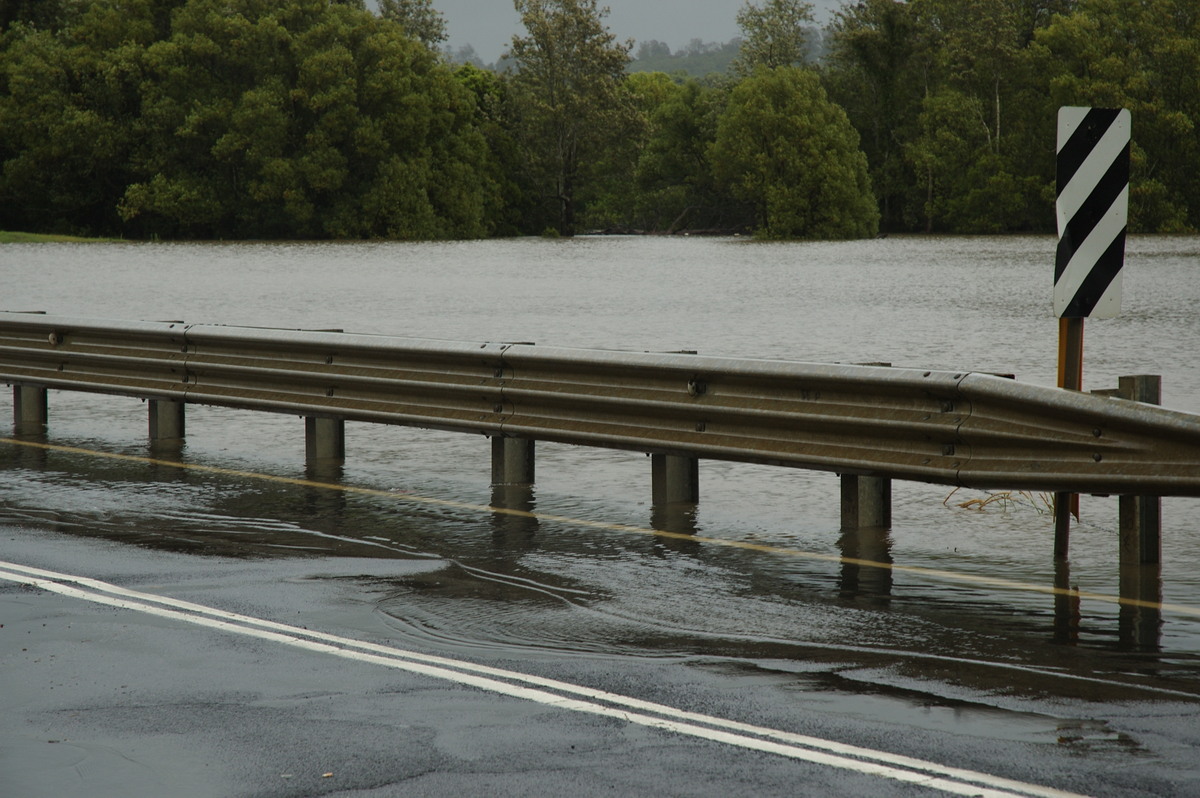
3, 234, 1200, 747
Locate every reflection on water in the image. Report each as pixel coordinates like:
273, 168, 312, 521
650, 503, 700, 537
4, 435, 1198, 701
1053, 559, 1082, 647
4, 235, 1200, 715
838, 525, 893, 604
1119, 563, 1164, 652
490, 483, 539, 547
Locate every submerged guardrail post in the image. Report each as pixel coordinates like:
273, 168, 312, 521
305, 417, 345, 462
839, 363, 894, 530
1118, 375, 1163, 566
651, 454, 699, 506
840, 475, 892, 529
13, 385, 47, 434
149, 399, 185, 442
1116, 376, 1164, 649
492, 436, 535, 485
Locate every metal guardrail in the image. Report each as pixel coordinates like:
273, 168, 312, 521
4, 311, 1200, 496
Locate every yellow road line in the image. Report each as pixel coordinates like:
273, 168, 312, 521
3, 436, 1198, 619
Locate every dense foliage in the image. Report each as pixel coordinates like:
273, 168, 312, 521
1, 0, 1196, 239
824, 0, 1200, 234
0, 0, 496, 239
712, 67, 878, 238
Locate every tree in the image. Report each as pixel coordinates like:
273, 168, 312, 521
635, 39, 671, 60
377, 0, 447, 49
711, 67, 878, 239
0, 0, 499, 239
506, 0, 639, 235
119, 0, 496, 239
624, 75, 743, 233
912, 0, 1025, 157
1034, 0, 1200, 232
824, 0, 925, 231
0, 0, 75, 33
731, 0, 815, 76
0, 1, 169, 235
454, 62, 528, 235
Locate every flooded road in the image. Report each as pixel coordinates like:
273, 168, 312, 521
3, 235, 1200, 795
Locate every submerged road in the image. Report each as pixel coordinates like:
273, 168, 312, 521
3, 437, 1200, 797
2, 552, 1098, 798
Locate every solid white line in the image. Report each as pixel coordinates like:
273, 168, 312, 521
0, 562, 1093, 798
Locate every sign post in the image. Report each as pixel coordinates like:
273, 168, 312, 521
1053, 106, 1131, 558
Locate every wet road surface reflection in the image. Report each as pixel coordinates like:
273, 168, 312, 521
4, 434, 1199, 710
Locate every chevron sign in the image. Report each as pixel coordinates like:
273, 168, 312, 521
1054, 107, 1131, 319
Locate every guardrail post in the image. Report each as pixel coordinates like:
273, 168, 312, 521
491, 437, 535, 485
1118, 375, 1162, 566
840, 475, 891, 529
305, 417, 345, 462
149, 399, 185, 441
13, 385, 48, 434
651, 454, 699, 506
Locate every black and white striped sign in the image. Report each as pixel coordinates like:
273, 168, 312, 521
1054, 107, 1131, 319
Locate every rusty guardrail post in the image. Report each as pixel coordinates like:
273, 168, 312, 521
1054, 319, 1085, 559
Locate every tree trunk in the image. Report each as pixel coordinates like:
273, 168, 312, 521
559, 171, 576, 236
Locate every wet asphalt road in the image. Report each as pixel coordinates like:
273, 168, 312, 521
4, 524, 1200, 798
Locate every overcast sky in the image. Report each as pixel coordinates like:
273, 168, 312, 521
431, 0, 844, 63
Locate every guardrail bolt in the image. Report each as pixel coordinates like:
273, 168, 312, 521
940, 401, 954, 413
688, 379, 707, 397
47, 331, 63, 346
494, 403, 505, 414
695, 421, 707, 432
942, 444, 956, 456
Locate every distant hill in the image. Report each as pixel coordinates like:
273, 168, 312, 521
627, 39, 739, 78
626, 30, 826, 79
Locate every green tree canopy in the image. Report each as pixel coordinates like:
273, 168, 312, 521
1034, 0, 1200, 232
824, 0, 924, 231
506, 0, 640, 235
731, 0, 815, 76
825, 0, 1066, 233
624, 74, 744, 233
0, 0, 499, 239
0, 0, 76, 33
711, 66, 879, 239
377, 0, 447, 49
0, 0, 170, 235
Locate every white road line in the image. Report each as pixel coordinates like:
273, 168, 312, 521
0, 561, 1092, 798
